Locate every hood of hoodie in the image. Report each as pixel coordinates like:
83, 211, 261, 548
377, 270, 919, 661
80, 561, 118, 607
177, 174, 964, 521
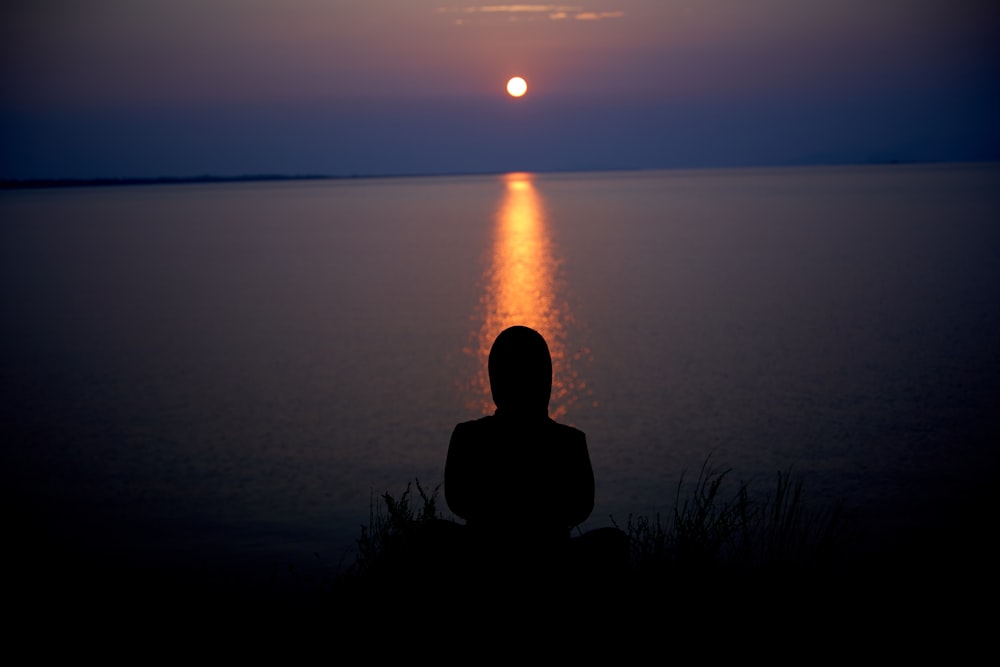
488, 325, 552, 419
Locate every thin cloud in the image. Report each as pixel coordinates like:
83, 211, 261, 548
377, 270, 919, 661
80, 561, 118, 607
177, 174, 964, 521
477, 5, 580, 12
575, 11, 623, 21
435, 5, 624, 22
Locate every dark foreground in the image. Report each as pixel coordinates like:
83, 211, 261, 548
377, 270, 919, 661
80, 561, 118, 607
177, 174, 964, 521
7, 486, 991, 647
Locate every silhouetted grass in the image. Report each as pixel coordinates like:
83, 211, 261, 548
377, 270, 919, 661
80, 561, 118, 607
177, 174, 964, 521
337, 456, 847, 599
347, 478, 444, 581
617, 457, 846, 593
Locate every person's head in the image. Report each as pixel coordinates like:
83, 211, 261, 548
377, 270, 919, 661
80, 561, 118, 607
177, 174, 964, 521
488, 325, 552, 418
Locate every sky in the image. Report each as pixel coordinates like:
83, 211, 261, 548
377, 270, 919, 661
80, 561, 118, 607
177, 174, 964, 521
1, 1, 998, 179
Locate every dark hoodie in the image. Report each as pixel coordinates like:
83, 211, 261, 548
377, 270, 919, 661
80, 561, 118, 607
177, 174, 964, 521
445, 326, 595, 543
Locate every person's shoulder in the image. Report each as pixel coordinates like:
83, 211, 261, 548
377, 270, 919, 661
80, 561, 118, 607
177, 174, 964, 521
547, 419, 586, 442
454, 415, 496, 429
451, 415, 496, 437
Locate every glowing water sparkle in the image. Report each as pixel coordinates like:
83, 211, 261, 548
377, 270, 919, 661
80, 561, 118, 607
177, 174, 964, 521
2, 163, 998, 589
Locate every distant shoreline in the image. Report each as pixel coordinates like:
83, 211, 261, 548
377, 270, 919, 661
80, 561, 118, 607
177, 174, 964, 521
0, 174, 341, 190
2, 159, 992, 191
0, 169, 621, 190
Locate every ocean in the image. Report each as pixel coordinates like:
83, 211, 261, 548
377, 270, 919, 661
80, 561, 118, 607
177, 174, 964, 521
2, 163, 999, 594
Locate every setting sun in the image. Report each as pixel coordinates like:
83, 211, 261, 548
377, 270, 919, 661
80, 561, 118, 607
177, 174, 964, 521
506, 76, 527, 98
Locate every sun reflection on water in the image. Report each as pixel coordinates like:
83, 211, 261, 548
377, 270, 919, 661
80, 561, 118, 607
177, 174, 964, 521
469, 172, 586, 420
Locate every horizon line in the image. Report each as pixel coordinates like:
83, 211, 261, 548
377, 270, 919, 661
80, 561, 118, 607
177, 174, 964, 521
2, 157, 994, 190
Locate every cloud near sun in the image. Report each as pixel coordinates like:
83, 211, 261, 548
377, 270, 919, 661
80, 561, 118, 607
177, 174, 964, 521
435, 5, 624, 22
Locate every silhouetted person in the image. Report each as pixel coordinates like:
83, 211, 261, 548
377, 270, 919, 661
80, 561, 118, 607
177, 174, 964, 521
443, 325, 628, 592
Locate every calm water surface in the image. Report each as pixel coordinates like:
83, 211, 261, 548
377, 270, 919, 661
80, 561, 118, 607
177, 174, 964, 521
2, 164, 999, 588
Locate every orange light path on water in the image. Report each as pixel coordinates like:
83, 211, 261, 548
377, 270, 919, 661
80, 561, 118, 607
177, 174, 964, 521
471, 172, 584, 420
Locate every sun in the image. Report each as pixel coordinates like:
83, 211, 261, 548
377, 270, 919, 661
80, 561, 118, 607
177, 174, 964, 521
506, 76, 527, 98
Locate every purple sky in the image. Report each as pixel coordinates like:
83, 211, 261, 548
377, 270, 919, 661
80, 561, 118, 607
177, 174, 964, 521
2, 1, 998, 179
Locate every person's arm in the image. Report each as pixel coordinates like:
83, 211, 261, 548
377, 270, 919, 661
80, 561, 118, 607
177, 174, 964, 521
444, 423, 473, 522
565, 432, 596, 528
